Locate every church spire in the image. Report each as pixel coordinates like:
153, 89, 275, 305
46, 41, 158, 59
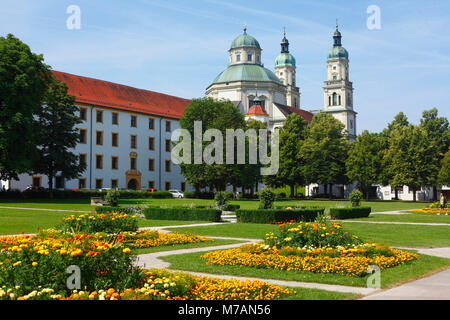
333, 19, 342, 47
281, 27, 289, 53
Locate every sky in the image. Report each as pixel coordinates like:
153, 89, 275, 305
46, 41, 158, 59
0, 0, 449, 133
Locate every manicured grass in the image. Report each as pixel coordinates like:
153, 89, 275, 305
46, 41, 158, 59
0, 208, 83, 235
167, 223, 277, 239
168, 221, 450, 248
0, 198, 95, 211
161, 250, 450, 289
0, 198, 428, 214
0, 207, 210, 235
132, 239, 243, 255
137, 219, 211, 228
352, 212, 450, 224
341, 222, 450, 248
280, 287, 359, 300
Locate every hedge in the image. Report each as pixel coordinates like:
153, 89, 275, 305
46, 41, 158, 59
329, 207, 372, 219
144, 207, 222, 222
0, 189, 172, 200
236, 208, 325, 224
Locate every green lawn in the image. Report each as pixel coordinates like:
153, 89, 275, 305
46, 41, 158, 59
131, 239, 243, 255
168, 221, 450, 248
276, 287, 359, 300
352, 212, 450, 224
161, 250, 450, 289
0, 208, 208, 235
341, 222, 450, 248
0, 197, 429, 213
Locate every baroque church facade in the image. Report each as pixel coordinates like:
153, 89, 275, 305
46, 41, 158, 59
205, 25, 357, 139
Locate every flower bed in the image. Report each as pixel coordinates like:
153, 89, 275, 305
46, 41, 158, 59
58, 211, 138, 234
201, 243, 418, 277
201, 220, 419, 277
1, 269, 292, 300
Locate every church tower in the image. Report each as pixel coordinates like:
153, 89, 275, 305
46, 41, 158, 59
323, 23, 357, 139
275, 31, 300, 108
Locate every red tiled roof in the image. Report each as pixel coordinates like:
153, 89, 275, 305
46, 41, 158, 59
51, 70, 191, 119
274, 103, 314, 124
246, 104, 269, 117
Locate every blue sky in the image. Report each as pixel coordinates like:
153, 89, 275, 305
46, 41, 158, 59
1, 0, 449, 133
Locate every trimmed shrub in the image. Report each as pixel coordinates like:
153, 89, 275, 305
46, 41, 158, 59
104, 189, 120, 207
144, 207, 222, 222
349, 190, 363, 207
236, 208, 325, 224
214, 191, 233, 208
221, 204, 240, 212
258, 188, 275, 209
183, 191, 196, 199
329, 207, 371, 219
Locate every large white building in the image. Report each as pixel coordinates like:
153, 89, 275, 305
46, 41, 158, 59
4, 71, 191, 192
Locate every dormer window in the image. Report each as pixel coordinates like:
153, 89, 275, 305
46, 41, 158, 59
236, 54, 241, 62
247, 54, 252, 62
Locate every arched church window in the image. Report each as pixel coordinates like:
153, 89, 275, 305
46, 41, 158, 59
338, 95, 341, 105
329, 96, 331, 106
247, 54, 252, 62
236, 54, 241, 62
332, 93, 337, 106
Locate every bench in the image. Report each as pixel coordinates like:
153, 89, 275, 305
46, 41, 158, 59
90, 197, 106, 206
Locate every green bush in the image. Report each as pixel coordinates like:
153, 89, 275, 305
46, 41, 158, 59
329, 207, 371, 219
258, 188, 275, 209
183, 191, 196, 199
349, 190, 363, 207
236, 208, 325, 224
104, 189, 120, 207
144, 207, 222, 222
214, 191, 233, 208
221, 204, 240, 212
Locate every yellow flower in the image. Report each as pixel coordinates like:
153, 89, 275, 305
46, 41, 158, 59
122, 248, 131, 254
32, 262, 38, 267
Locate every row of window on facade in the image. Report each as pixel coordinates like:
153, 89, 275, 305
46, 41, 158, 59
78, 154, 172, 173
79, 130, 172, 152
30, 176, 185, 192
234, 53, 260, 63
79, 108, 172, 132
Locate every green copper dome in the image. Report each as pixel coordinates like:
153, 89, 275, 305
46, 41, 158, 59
327, 46, 349, 61
212, 64, 281, 84
230, 31, 261, 50
275, 52, 296, 67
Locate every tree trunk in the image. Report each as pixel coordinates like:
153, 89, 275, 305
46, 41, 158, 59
48, 175, 54, 199
413, 187, 417, 202
394, 188, 399, 200
290, 185, 295, 198
433, 186, 438, 201
324, 184, 327, 196
329, 184, 333, 200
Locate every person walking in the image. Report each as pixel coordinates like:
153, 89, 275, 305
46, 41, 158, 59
438, 193, 448, 216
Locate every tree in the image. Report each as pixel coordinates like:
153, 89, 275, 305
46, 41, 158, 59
264, 113, 307, 198
379, 112, 410, 199
30, 77, 85, 197
346, 130, 383, 200
438, 149, 450, 187
231, 118, 266, 195
384, 124, 438, 201
0, 34, 51, 181
419, 108, 450, 199
300, 113, 349, 198
177, 98, 246, 191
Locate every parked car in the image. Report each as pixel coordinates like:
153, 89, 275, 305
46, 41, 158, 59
143, 188, 158, 193
23, 186, 47, 193
169, 190, 184, 198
